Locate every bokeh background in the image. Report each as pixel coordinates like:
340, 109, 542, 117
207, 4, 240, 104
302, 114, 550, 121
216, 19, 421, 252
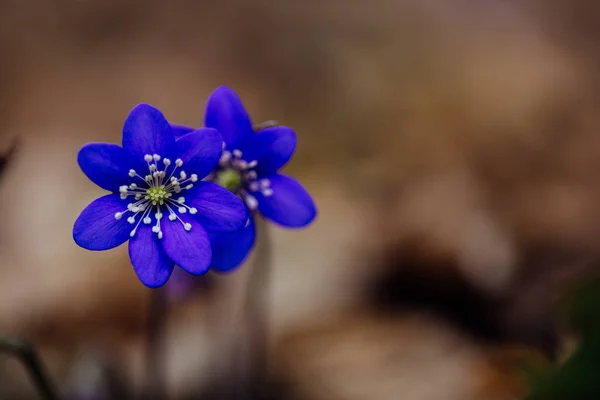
2, 0, 600, 398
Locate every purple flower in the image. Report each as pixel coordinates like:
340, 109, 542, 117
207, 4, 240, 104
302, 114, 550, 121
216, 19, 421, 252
171, 86, 317, 271
73, 104, 247, 288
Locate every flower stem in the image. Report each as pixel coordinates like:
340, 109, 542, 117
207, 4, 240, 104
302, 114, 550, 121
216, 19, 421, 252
0, 335, 60, 400
244, 215, 271, 399
145, 287, 167, 400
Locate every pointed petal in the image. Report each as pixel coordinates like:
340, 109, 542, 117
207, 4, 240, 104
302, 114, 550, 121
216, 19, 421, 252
77, 143, 132, 192
177, 128, 222, 179
241, 126, 297, 175
255, 174, 317, 227
122, 104, 177, 160
184, 182, 247, 232
204, 86, 253, 149
129, 224, 175, 288
160, 216, 211, 275
73, 194, 131, 250
210, 216, 255, 272
170, 123, 196, 140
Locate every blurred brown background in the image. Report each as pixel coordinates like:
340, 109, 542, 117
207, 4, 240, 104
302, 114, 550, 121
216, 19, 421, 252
1, 0, 600, 398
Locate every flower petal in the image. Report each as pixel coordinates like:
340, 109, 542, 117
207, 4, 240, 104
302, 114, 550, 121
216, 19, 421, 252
160, 216, 211, 275
122, 104, 177, 160
184, 182, 247, 232
204, 86, 253, 149
170, 123, 196, 140
241, 126, 297, 175
77, 143, 132, 192
73, 194, 131, 250
177, 128, 223, 179
254, 174, 317, 227
129, 224, 174, 288
210, 216, 255, 272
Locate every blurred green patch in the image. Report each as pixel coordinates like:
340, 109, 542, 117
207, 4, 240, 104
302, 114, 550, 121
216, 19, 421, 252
524, 274, 600, 400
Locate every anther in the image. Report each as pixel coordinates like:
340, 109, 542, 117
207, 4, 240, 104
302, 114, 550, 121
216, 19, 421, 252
180, 171, 187, 180
153, 154, 161, 161
168, 214, 177, 221
185, 184, 193, 190
143, 217, 151, 224
260, 179, 271, 188
119, 185, 128, 193
144, 154, 153, 162
152, 226, 160, 233
262, 188, 273, 196
175, 159, 183, 167
163, 158, 171, 166
178, 207, 187, 214
129, 169, 136, 177
158, 231, 163, 239
114, 212, 123, 220
191, 174, 198, 182
130, 230, 136, 237
184, 223, 192, 231
245, 195, 258, 210
178, 197, 185, 203
248, 160, 258, 168
233, 149, 242, 158
249, 182, 260, 192
190, 208, 198, 214
127, 217, 136, 224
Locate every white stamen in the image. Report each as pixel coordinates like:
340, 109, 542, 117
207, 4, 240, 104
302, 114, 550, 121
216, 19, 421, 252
163, 158, 171, 166
143, 217, 151, 224
219, 151, 231, 165
158, 231, 163, 239
191, 174, 198, 182
178, 207, 187, 214
248, 182, 260, 192
184, 223, 192, 231
260, 179, 271, 188
155, 212, 163, 220
152, 226, 160, 233
127, 217, 136, 224
129, 169, 136, 177
180, 171, 187, 180
178, 197, 185, 203
248, 160, 258, 168
119, 185, 128, 193
114, 212, 123, 220
190, 208, 197, 214
153, 154, 161, 161
246, 171, 257, 180
262, 188, 273, 196
120, 193, 127, 199
169, 214, 177, 221
244, 195, 258, 210
185, 184, 193, 190
130, 229, 136, 237
175, 159, 183, 167
130, 183, 137, 189
233, 149, 242, 158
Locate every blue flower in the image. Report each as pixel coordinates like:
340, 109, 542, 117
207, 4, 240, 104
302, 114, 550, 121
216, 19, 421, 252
171, 86, 317, 271
73, 103, 247, 288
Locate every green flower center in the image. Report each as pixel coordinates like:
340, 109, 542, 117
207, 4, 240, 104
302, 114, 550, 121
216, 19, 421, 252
147, 186, 169, 204
215, 168, 242, 193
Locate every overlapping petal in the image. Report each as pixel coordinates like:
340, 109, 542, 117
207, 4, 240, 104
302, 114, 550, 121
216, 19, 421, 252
255, 174, 317, 227
170, 123, 196, 140
185, 182, 247, 232
205, 86, 253, 149
160, 217, 211, 275
241, 126, 297, 175
210, 216, 256, 272
129, 224, 174, 288
177, 128, 222, 179
77, 143, 132, 192
123, 104, 177, 161
73, 194, 131, 250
